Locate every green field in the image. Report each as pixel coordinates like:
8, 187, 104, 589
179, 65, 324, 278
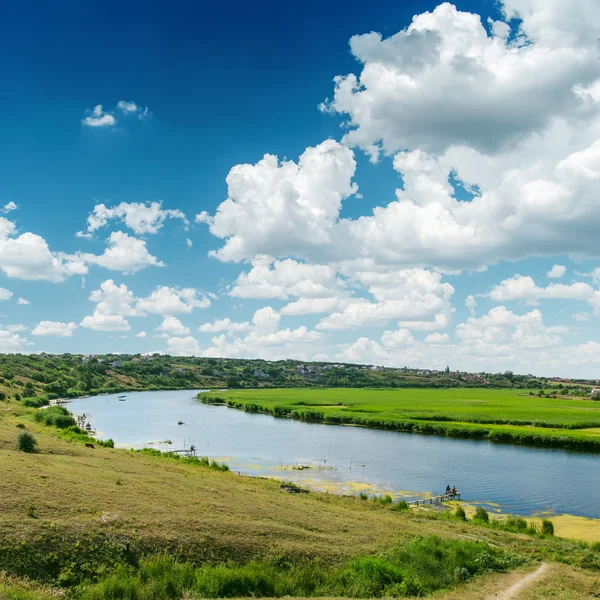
203, 388, 600, 451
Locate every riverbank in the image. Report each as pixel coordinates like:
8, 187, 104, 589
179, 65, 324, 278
200, 388, 600, 451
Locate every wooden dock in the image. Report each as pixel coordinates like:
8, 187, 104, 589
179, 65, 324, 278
407, 493, 461, 507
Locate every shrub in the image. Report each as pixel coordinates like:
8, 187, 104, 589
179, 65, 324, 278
541, 519, 554, 536
26, 504, 36, 518
393, 500, 409, 511
505, 516, 528, 532
455, 505, 467, 521
16, 431, 38, 453
16, 423, 25, 429
358, 492, 368, 501
473, 507, 489, 523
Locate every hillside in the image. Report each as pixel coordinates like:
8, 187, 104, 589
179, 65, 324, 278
0, 354, 593, 407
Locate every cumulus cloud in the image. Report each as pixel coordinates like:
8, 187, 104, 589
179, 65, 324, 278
0, 218, 87, 282
1, 202, 17, 213
323, 1, 600, 157
17, 297, 30, 305
167, 335, 201, 356
547, 265, 566, 278
0, 287, 13, 301
0, 328, 30, 352
156, 316, 191, 336
136, 331, 147, 338
425, 332, 450, 344
83, 231, 164, 274
81, 201, 188, 236
488, 274, 600, 314
137, 286, 211, 315
317, 268, 454, 330
82, 105, 116, 127
31, 321, 77, 337
198, 318, 252, 333
88, 279, 140, 316
198, 140, 358, 262
80, 312, 131, 332
230, 256, 345, 300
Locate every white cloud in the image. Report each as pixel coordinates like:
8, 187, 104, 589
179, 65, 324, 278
82, 201, 188, 236
230, 256, 345, 299
80, 312, 131, 332
488, 274, 600, 314
88, 279, 140, 316
0, 287, 13, 301
31, 321, 77, 337
0, 329, 30, 352
199, 140, 358, 262
1, 202, 17, 213
156, 316, 190, 336
573, 312, 590, 322
547, 264, 566, 278
136, 331, 147, 338
251, 306, 281, 333
83, 231, 164, 274
323, 1, 600, 157
425, 332, 450, 344
82, 105, 116, 128
7, 324, 27, 333
167, 335, 201, 356
465, 295, 477, 316
0, 224, 87, 282
117, 101, 151, 119
317, 268, 454, 330
117, 100, 137, 114
17, 297, 30, 305
381, 328, 414, 348
137, 286, 211, 315
186, 238, 193, 248
198, 318, 252, 333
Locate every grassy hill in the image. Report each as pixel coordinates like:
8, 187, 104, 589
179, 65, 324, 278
1, 398, 600, 599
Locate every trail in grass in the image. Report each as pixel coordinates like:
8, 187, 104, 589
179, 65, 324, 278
487, 563, 548, 599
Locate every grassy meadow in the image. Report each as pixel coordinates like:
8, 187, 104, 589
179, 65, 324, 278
2, 397, 600, 599
203, 388, 600, 450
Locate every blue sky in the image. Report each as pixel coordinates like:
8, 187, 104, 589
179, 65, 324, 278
1, 0, 600, 377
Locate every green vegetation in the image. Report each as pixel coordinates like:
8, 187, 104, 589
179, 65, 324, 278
205, 388, 600, 450
16, 430, 38, 453
79, 536, 523, 599
0, 353, 594, 408
474, 507, 490, 523
455, 505, 467, 521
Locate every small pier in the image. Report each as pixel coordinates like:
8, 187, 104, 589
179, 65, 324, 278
407, 493, 461, 507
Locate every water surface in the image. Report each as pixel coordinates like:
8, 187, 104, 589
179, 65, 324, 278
67, 389, 600, 518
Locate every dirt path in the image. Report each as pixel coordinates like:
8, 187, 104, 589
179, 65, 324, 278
487, 563, 548, 600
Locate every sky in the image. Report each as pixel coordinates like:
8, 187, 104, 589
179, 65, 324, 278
1, 0, 600, 377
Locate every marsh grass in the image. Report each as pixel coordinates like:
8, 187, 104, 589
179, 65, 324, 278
209, 388, 600, 451
455, 505, 467, 521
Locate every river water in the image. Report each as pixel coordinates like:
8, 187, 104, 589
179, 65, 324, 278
67, 389, 600, 519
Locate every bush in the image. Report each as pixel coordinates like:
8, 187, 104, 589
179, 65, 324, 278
455, 505, 467, 521
541, 519, 554, 536
17, 431, 38, 453
505, 516, 528, 532
393, 500, 409, 511
473, 507, 489, 523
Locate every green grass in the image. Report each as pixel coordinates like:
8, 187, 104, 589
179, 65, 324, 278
78, 536, 524, 599
203, 388, 600, 450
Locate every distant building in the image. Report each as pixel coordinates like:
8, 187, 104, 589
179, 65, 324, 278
82, 354, 96, 363
110, 360, 123, 368
253, 369, 268, 378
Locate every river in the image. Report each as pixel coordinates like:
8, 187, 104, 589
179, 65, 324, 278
67, 389, 600, 519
